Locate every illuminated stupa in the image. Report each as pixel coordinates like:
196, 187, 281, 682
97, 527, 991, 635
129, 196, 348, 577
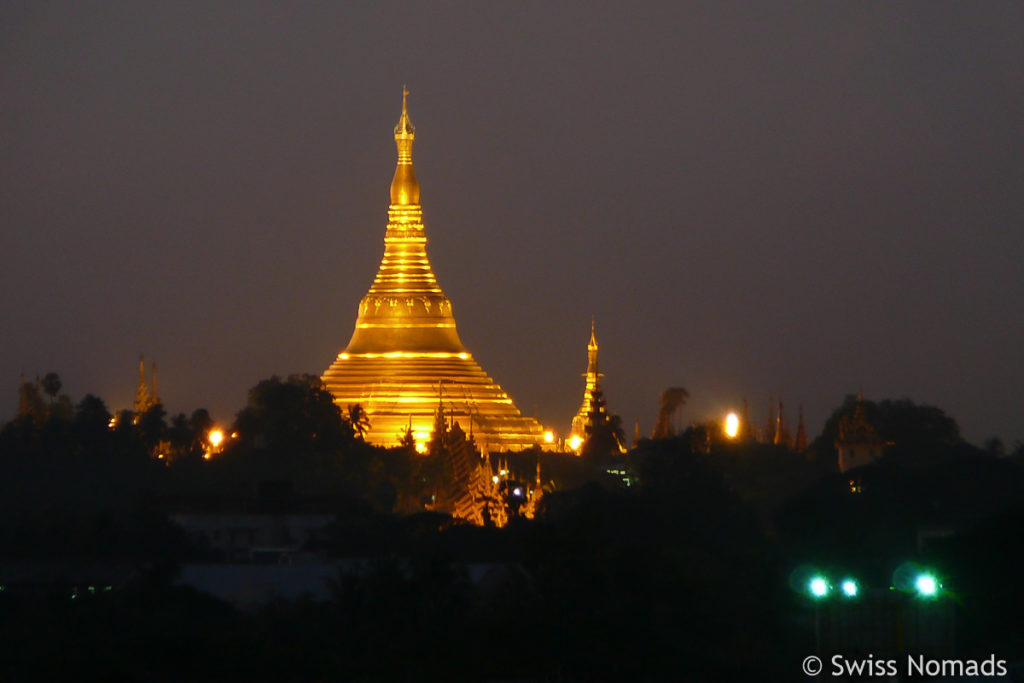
322, 91, 545, 451
570, 320, 602, 442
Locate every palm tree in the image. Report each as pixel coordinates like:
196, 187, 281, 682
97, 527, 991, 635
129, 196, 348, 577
347, 403, 371, 440
41, 372, 62, 403
397, 424, 416, 450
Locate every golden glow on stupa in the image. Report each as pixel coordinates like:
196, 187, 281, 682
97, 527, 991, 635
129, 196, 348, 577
569, 320, 603, 448
322, 90, 546, 450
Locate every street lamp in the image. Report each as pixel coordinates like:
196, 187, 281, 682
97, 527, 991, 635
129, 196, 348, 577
809, 576, 830, 598
915, 573, 940, 598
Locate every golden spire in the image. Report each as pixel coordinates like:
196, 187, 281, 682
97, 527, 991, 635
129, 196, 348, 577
794, 404, 808, 452
571, 319, 605, 443
390, 86, 420, 206
151, 361, 159, 405
134, 354, 151, 414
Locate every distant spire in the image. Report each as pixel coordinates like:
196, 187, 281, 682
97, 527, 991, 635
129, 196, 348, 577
740, 398, 753, 442
571, 318, 605, 440
134, 355, 151, 414
794, 404, 808, 452
150, 361, 159, 405
775, 400, 792, 449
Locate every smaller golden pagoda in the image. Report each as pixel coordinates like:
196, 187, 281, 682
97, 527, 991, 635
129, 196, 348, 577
569, 320, 603, 449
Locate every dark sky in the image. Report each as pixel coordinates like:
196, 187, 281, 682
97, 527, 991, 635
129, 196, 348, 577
3, 2, 1022, 445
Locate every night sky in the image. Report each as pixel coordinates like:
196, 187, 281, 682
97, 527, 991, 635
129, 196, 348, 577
3, 2, 1022, 445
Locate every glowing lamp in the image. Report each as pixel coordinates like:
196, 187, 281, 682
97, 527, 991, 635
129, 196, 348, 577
841, 579, 859, 598
724, 412, 740, 439
915, 574, 939, 597
568, 435, 583, 451
208, 429, 225, 448
809, 576, 829, 598
543, 430, 555, 444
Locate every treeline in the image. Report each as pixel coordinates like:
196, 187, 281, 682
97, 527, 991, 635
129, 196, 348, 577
3, 376, 1024, 678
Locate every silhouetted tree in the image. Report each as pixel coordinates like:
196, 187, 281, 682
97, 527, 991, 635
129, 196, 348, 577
41, 372, 62, 403
427, 404, 448, 457
347, 403, 371, 440
232, 374, 353, 457
71, 394, 112, 453
136, 403, 168, 451
17, 379, 46, 421
397, 423, 416, 451
812, 395, 965, 466
74, 394, 110, 428
581, 389, 624, 464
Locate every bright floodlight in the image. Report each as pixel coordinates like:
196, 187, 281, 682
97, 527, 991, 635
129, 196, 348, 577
568, 435, 583, 451
543, 430, 555, 444
915, 574, 938, 597
724, 412, 740, 439
208, 429, 224, 448
841, 579, 859, 598
809, 576, 829, 598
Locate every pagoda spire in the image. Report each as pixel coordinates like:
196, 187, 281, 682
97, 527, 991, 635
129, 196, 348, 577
390, 86, 420, 206
134, 355, 151, 414
794, 404, 808, 452
151, 361, 160, 405
764, 397, 775, 444
774, 400, 792, 448
587, 318, 599, 377
571, 318, 605, 442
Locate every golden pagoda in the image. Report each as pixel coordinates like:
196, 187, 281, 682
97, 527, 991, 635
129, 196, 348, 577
570, 319, 603, 444
322, 91, 545, 451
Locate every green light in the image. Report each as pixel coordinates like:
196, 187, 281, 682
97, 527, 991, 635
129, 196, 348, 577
841, 579, 859, 597
809, 576, 829, 598
915, 573, 939, 597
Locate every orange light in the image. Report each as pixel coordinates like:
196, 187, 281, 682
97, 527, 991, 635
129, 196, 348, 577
724, 413, 740, 439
